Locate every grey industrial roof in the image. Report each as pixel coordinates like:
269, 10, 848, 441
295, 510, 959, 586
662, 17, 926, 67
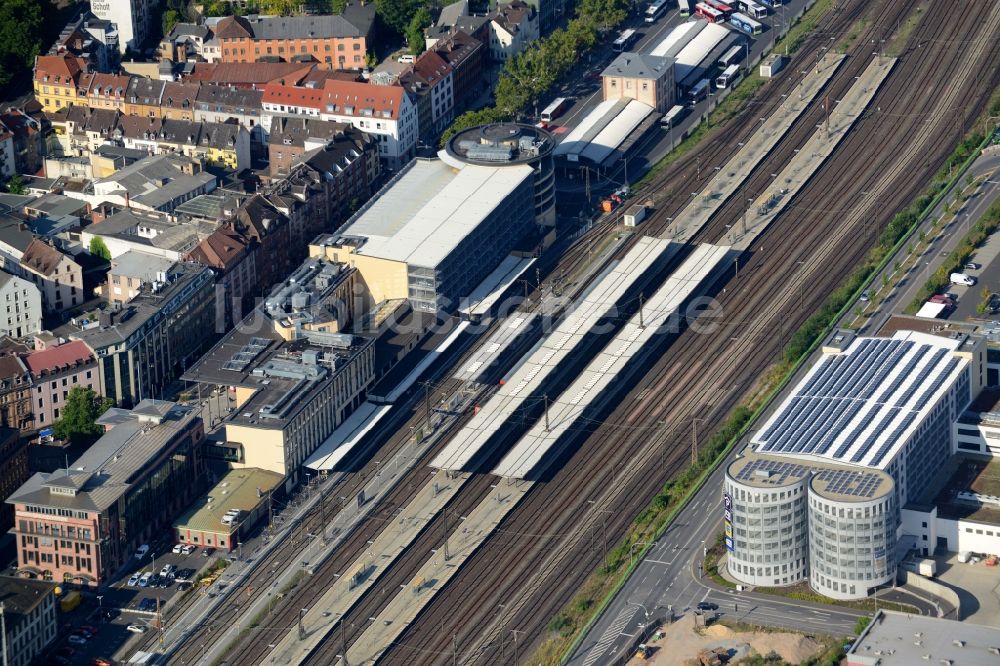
602, 52, 673, 79
331, 158, 533, 270
110, 250, 175, 283
7, 401, 197, 513
848, 610, 1000, 665
244, 12, 373, 39
95, 155, 216, 211
753, 330, 969, 469
71, 262, 213, 349
173, 468, 282, 534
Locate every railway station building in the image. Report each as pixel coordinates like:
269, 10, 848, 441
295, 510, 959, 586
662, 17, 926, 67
725, 328, 988, 599
311, 146, 539, 313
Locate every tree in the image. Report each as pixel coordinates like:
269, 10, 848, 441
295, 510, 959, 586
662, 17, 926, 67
163, 9, 182, 35
330, 0, 348, 12
406, 7, 432, 55
375, 0, 422, 35
0, 0, 43, 87
89, 237, 112, 261
3, 174, 25, 195
203, 0, 231, 16
52, 387, 115, 445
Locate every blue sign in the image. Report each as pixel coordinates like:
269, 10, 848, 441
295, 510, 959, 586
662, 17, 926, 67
38, 429, 53, 438
725, 536, 734, 552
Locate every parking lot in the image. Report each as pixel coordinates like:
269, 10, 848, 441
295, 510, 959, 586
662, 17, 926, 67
932, 552, 1000, 628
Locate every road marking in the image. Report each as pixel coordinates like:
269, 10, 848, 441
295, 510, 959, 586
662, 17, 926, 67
581, 605, 637, 666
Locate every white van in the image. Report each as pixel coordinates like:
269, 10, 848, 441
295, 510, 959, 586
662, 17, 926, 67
398, 54, 415, 64
950, 273, 976, 286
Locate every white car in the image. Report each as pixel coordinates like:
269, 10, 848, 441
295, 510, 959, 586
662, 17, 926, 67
127, 573, 141, 586
172, 544, 183, 554
68, 634, 88, 645
126, 624, 148, 634
134, 544, 150, 559
159, 564, 175, 577
181, 544, 196, 555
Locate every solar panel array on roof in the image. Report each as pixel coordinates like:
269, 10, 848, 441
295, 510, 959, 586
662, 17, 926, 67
754, 332, 965, 469
733, 458, 886, 498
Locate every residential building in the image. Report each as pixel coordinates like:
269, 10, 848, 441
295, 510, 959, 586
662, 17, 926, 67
0, 273, 42, 339
22, 340, 99, 428
213, 5, 376, 70
0, 427, 29, 530
184, 224, 257, 328
724, 329, 982, 599
83, 73, 131, 111
173, 468, 282, 551
262, 79, 418, 171
432, 32, 484, 113
8, 400, 207, 585
193, 85, 264, 142
0, 577, 57, 666
0, 111, 45, 178
90, 0, 154, 53
183, 256, 375, 483
0, 346, 33, 431
122, 77, 166, 118
72, 262, 216, 405
159, 23, 214, 63
399, 51, 454, 140
601, 53, 676, 112
267, 117, 351, 178
180, 61, 315, 89
19, 239, 85, 314
0, 219, 36, 277
160, 80, 202, 121
315, 153, 535, 312
46, 106, 120, 158
489, 1, 539, 62
82, 208, 216, 261
91, 154, 217, 213
106, 250, 175, 304
49, 13, 120, 73
33, 55, 89, 114
234, 194, 292, 293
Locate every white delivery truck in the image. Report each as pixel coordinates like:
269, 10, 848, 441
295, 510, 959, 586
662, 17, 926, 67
951, 273, 976, 286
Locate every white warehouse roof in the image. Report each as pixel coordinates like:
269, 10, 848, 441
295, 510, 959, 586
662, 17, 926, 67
753, 330, 970, 469
670, 22, 731, 82
553, 98, 655, 166
649, 19, 706, 58
336, 158, 533, 270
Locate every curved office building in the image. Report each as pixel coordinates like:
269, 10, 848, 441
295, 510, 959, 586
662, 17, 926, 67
443, 123, 556, 227
808, 472, 896, 600
724, 457, 810, 588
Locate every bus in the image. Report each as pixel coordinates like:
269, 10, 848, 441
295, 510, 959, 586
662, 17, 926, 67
715, 63, 741, 89
757, 0, 781, 8
612, 28, 638, 52
687, 78, 710, 103
730, 11, 763, 35
645, 0, 670, 23
695, 2, 725, 22
735, 0, 767, 18
540, 97, 572, 124
678, 0, 692, 16
717, 44, 743, 68
661, 104, 685, 127
704, 0, 733, 16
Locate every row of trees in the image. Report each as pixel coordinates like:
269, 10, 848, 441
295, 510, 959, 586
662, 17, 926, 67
0, 0, 43, 88
441, 0, 631, 145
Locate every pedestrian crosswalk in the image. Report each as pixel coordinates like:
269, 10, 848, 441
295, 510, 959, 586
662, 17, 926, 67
581, 605, 637, 666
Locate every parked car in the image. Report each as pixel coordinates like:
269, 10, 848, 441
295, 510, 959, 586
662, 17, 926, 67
68, 634, 88, 645
137, 572, 152, 587
81, 625, 97, 635
202, 548, 215, 557
127, 573, 140, 586
966, 262, 981, 270
172, 544, 184, 554
126, 624, 147, 634
134, 544, 150, 559
159, 564, 176, 577
182, 544, 196, 555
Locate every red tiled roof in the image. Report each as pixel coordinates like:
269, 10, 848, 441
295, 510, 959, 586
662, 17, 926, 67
321, 79, 405, 120
413, 51, 452, 86
261, 82, 326, 110
34, 55, 87, 84
88, 73, 132, 99
20, 239, 68, 277
185, 62, 314, 87
22, 340, 93, 376
185, 226, 248, 270
214, 15, 254, 40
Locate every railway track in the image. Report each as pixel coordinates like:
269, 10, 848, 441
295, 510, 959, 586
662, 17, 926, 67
364, 1, 1000, 664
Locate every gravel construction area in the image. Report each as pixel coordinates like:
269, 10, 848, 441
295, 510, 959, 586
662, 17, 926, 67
626, 614, 827, 665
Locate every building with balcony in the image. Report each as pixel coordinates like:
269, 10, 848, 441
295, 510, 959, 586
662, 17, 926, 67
8, 400, 206, 586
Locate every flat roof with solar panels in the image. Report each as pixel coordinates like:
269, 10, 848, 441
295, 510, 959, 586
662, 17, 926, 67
752, 330, 971, 470
729, 454, 893, 502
